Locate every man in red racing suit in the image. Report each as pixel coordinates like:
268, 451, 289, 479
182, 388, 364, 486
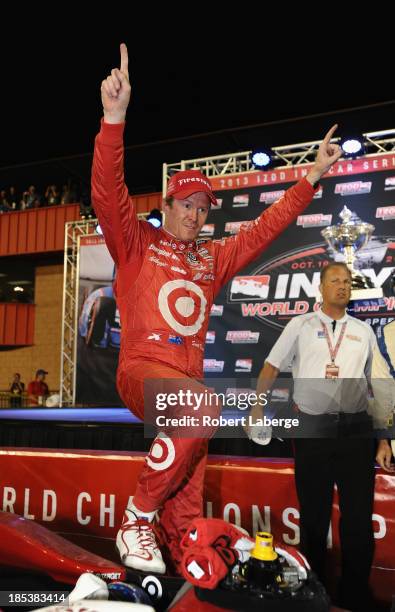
92, 43, 342, 574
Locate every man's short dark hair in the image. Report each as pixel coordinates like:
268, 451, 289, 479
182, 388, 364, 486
320, 262, 352, 283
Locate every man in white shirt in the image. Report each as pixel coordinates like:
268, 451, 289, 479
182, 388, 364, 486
249, 262, 391, 611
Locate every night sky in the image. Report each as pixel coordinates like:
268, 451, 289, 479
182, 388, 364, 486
1, 18, 392, 193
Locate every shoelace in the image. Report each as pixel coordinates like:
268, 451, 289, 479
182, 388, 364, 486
120, 517, 160, 551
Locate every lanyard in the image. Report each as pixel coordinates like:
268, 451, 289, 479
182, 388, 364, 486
320, 321, 347, 364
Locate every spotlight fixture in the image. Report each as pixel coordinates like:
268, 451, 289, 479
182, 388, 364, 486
251, 149, 273, 169
340, 136, 364, 157
147, 208, 163, 229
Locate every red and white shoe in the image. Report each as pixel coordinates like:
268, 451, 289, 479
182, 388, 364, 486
116, 516, 166, 574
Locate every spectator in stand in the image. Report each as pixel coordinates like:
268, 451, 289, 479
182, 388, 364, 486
0, 190, 10, 213
21, 185, 41, 209
9, 373, 25, 407
60, 184, 71, 204
8, 186, 19, 210
27, 369, 49, 406
45, 185, 60, 206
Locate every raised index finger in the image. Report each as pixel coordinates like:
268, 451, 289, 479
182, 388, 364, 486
120, 43, 129, 75
323, 124, 338, 144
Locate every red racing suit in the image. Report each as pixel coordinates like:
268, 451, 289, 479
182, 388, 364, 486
92, 120, 317, 569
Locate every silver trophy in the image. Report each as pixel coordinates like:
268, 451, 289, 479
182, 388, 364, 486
321, 206, 383, 300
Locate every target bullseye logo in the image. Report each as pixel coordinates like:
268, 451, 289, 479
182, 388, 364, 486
146, 433, 175, 471
158, 280, 207, 335
142, 575, 163, 600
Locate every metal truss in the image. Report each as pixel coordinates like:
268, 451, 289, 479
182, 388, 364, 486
62, 128, 395, 404
59, 219, 97, 406
163, 128, 395, 191
59, 214, 148, 406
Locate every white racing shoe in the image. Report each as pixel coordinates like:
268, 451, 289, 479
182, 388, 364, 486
116, 515, 166, 574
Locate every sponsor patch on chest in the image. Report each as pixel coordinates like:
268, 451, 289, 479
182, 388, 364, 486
346, 334, 362, 342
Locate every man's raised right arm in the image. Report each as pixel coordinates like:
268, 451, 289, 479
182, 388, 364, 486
91, 43, 143, 266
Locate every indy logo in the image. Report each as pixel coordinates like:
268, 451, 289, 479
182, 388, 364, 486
206, 331, 216, 344
235, 359, 253, 373
384, 177, 395, 191
335, 181, 372, 196
297, 214, 332, 228
259, 190, 285, 205
199, 224, 215, 237
376, 206, 395, 221
204, 359, 225, 373
230, 276, 270, 302
210, 304, 224, 317
224, 221, 247, 235
226, 330, 260, 344
232, 194, 249, 207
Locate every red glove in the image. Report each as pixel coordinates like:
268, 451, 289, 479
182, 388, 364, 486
181, 544, 237, 589
180, 519, 254, 589
181, 518, 254, 560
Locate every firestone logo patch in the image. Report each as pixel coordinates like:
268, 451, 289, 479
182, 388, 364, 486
178, 176, 211, 189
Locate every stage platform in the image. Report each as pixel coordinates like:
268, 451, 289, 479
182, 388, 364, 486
0, 406, 290, 456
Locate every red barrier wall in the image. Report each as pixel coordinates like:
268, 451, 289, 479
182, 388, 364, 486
0, 449, 393, 602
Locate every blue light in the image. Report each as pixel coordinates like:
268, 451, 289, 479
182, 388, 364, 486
341, 137, 363, 156
252, 151, 271, 168
147, 217, 162, 228
147, 208, 163, 228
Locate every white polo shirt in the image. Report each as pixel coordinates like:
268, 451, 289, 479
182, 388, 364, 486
266, 309, 377, 415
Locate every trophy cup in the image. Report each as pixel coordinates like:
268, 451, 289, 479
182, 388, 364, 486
321, 205, 383, 302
